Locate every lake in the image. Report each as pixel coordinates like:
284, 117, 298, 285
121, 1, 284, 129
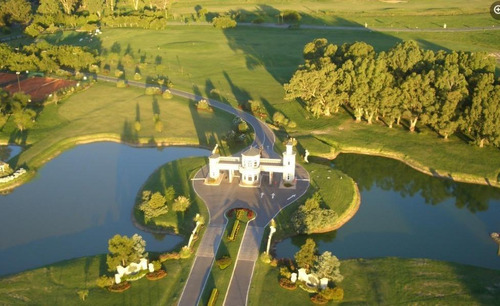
275, 154, 500, 270
0, 143, 210, 276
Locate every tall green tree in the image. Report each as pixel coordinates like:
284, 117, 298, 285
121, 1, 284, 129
83, 0, 105, 18
37, 0, 62, 15
0, 0, 32, 26
313, 251, 343, 283
428, 64, 468, 139
401, 72, 435, 132
386, 40, 423, 76
139, 191, 168, 221
106, 234, 144, 271
12, 108, 36, 132
294, 238, 317, 270
58, 0, 78, 15
464, 74, 500, 147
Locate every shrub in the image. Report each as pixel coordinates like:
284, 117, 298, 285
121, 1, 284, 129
260, 252, 272, 264
159, 252, 181, 262
208, 288, 219, 306
279, 278, 297, 290
114, 70, 124, 78
134, 121, 141, 132
96, 275, 114, 289
145, 86, 161, 95
279, 267, 291, 278
287, 120, 297, 128
152, 260, 162, 271
270, 258, 278, 267
320, 287, 344, 301
282, 10, 301, 23
252, 16, 265, 24
247, 209, 254, 219
134, 72, 142, 81
77, 289, 89, 301
155, 120, 163, 132
122, 269, 148, 282
108, 282, 131, 293
212, 16, 237, 29
116, 80, 126, 88
146, 269, 167, 281
196, 99, 212, 111
310, 294, 328, 304
162, 90, 173, 99
216, 255, 232, 270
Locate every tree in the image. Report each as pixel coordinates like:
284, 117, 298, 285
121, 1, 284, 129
212, 16, 237, 29
83, 0, 105, 18
401, 72, 435, 132
386, 40, 423, 77
427, 64, 468, 139
106, 234, 144, 271
313, 251, 343, 283
37, 0, 62, 15
172, 195, 191, 212
294, 238, 317, 270
0, 0, 32, 26
464, 74, 500, 147
59, 0, 78, 15
13, 108, 36, 132
139, 191, 168, 221
105, 0, 115, 15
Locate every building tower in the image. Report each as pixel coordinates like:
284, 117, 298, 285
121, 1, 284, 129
208, 153, 220, 180
282, 140, 296, 183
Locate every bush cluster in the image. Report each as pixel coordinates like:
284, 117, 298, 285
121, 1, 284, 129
146, 269, 167, 281
107, 282, 131, 293
216, 255, 232, 270
279, 278, 297, 290
159, 252, 181, 262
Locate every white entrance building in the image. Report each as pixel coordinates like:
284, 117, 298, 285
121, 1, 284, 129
207, 141, 296, 187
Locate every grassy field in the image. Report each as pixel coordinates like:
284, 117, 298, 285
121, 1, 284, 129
249, 257, 500, 305
134, 157, 210, 235
168, 0, 499, 29
273, 160, 358, 241
0, 82, 247, 170
0, 253, 193, 305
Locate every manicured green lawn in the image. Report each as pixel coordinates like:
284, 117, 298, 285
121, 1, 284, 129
0, 254, 193, 305
273, 161, 358, 240
1, 82, 245, 170
134, 157, 210, 235
169, 0, 499, 29
249, 258, 500, 305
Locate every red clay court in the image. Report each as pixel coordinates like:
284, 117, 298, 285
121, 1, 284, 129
1, 73, 76, 103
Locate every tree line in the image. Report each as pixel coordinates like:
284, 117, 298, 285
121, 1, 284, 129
0, 41, 97, 73
285, 39, 500, 147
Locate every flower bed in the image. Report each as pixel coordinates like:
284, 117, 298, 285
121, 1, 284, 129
279, 278, 297, 290
146, 269, 167, 281
227, 220, 241, 241
107, 281, 131, 293
159, 252, 180, 262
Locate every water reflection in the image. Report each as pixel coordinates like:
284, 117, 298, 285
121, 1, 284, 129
276, 154, 500, 270
0, 143, 210, 276
332, 154, 500, 213
0, 145, 21, 161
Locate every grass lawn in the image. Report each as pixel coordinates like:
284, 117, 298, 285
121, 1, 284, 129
199, 210, 252, 306
273, 161, 358, 241
249, 257, 500, 305
134, 157, 210, 235
0, 253, 194, 305
169, 0, 499, 29
1, 82, 247, 172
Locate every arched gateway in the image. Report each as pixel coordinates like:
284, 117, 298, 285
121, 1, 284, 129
207, 140, 296, 187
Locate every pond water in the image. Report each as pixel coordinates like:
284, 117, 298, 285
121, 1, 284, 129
275, 154, 500, 270
0, 143, 210, 277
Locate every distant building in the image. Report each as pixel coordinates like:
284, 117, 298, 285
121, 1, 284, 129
207, 141, 296, 187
